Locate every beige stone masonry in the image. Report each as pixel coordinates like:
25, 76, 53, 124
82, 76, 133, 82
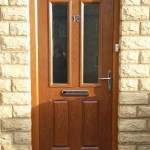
119, 133, 150, 144
119, 145, 136, 150
10, 22, 30, 36
12, 79, 31, 92
13, 105, 31, 117
140, 51, 150, 63
119, 105, 136, 118
119, 92, 149, 104
121, 22, 140, 35
139, 79, 150, 91
2, 145, 31, 150
9, 0, 29, 6
119, 0, 150, 149
122, 6, 149, 21
0, 106, 12, 118
141, 0, 150, 5
1, 65, 30, 78
14, 133, 31, 144
137, 146, 150, 150
137, 106, 150, 117
0, 53, 11, 64
122, 0, 141, 6
121, 36, 150, 49
0, 0, 8, 5
0, 22, 9, 35
0, 7, 29, 21
0, 0, 31, 148
148, 120, 150, 130
0, 36, 30, 51
0, 133, 12, 144
12, 52, 30, 65
119, 78, 138, 91
141, 22, 150, 35
2, 119, 31, 132
0, 93, 31, 105
0, 79, 11, 92
119, 119, 147, 131
120, 51, 139, 64
120, 64, 149, 77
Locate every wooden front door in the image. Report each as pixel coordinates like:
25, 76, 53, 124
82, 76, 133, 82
38, 0, 113, 149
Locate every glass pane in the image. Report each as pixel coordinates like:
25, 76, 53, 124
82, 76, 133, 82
83, 4, 99, 83
52, 4, 68, 83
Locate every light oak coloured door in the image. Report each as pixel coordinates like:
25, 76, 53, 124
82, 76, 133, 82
38, 0, 113, 149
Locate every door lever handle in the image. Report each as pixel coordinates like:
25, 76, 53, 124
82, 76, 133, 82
99, 70, 112, 91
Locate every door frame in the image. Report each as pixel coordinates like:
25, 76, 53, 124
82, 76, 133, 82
30, 0, 120, 149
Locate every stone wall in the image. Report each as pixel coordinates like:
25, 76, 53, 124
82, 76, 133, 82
0, 0, 31, 150
119, 0, 150, 150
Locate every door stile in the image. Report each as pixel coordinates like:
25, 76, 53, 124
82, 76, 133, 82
72, 0, 80, 88
112, 0, 120, 150
37, 0, 52, 149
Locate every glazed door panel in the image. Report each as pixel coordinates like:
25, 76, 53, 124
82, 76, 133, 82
38, 0, 113, 149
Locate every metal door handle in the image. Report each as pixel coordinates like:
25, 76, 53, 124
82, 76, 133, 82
99, 70, 112, 91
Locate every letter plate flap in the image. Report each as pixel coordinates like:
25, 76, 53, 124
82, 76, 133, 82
61, 90, 89, 96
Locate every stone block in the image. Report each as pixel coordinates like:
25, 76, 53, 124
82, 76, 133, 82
0, 105, 12, 118
0, 93, 31, 105
120, 64, 149, 77
122, 6, 149, 21
139, 79, 150, 91
119, 92, 149, 104
120, 51, 139, 63
119, 78, 138, 91
121, 22, 139, 35
0, 7, 29, 21
119, 133, 150, 144
1, 65, 30, 78
119, 145, 136, 150
12, 79, 30, 92
14, 133, 31, 144
0, 22, 9, 35
0, 53, 11, 64
122, 0, 140, 5
0, 36, 30, 51
9, 0, 29, 6
141, 22, 150, 35
12, 52, 30, 65
119, 105, 136, 118
138, 106, 150, 117
137, 146, 150, 150
0, 0, 8, 5
2, 145, 32, 150
119, 119, 147, 131
13, 105, 31, 118
2, 119, 31, 132
141, 0, 150, 5
140, 51, 150, 64
10, 22, 29, 35
0, 133, 12, 144
0, 79, 11, 92
121, 36, 150, 49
